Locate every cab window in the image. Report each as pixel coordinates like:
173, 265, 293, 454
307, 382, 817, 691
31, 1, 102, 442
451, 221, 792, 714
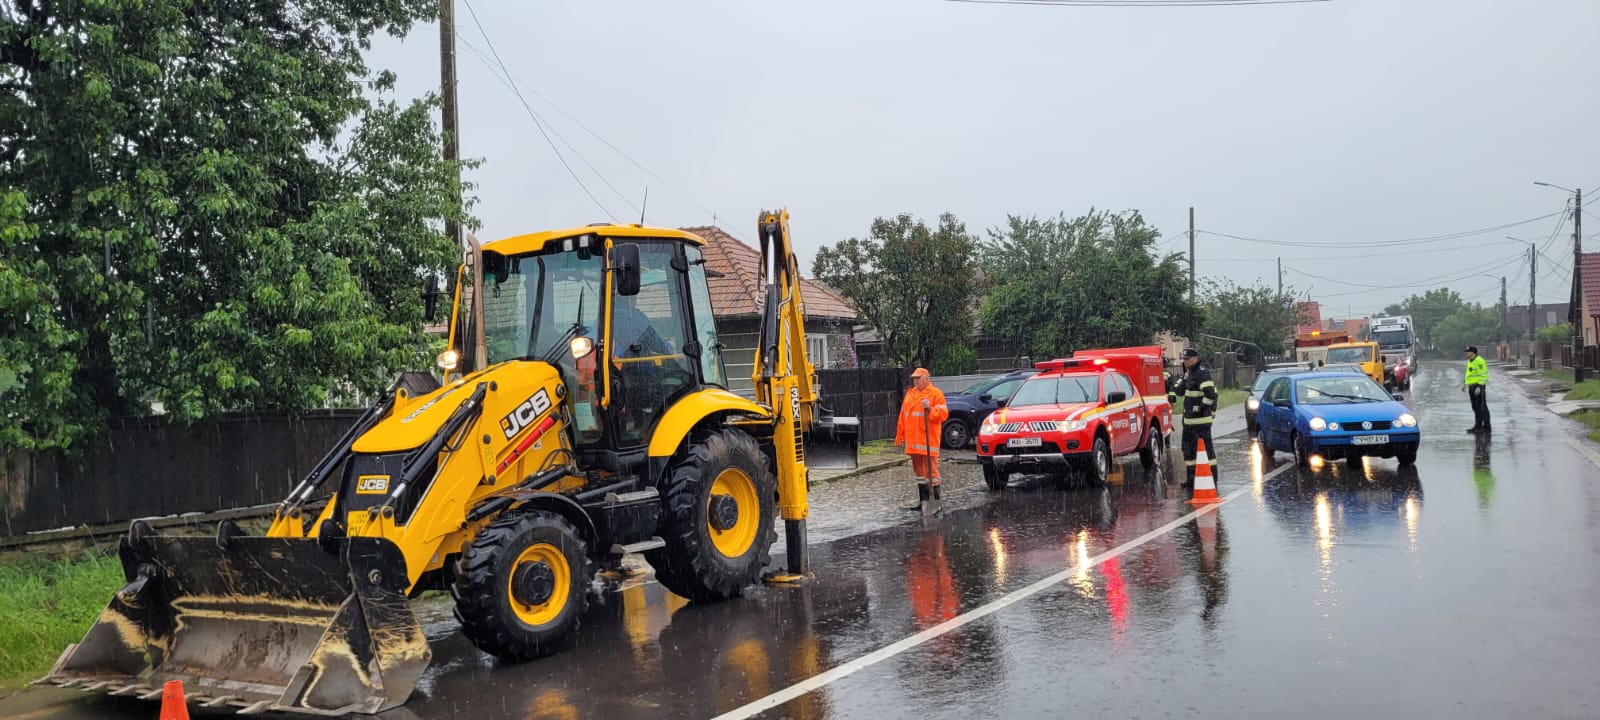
988, 378, 1023, 402
683, 247, 728, 388
610, 243, 698, 447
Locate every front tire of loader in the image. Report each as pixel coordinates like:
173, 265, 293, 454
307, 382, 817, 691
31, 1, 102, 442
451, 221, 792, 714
451, 510, 593, 660
647, 429, 777, 603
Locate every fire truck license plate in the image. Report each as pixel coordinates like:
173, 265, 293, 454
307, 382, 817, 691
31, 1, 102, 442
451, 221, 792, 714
1351, 435, 1388, 446
1008, 437, 1042, 448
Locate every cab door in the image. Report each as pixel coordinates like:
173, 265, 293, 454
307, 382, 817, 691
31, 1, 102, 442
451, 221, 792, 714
1107, 373, 1141, 455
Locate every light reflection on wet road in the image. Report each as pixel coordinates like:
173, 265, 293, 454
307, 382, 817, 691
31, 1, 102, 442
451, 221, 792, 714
9, 362, 1600, 720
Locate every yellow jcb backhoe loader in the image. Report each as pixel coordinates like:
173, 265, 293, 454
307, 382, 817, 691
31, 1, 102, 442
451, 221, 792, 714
41, 211, 858, 715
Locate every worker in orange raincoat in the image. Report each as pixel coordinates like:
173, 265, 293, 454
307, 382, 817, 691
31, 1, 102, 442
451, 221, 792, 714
895, 367, 948, 509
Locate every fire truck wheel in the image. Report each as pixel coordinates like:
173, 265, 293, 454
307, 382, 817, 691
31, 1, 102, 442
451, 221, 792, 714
1139, 427, 1165, 470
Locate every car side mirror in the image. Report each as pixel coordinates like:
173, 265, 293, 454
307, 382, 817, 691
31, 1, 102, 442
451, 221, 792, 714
1106, 391, 1128, 405
1390, 392, 1404, 402
978, 393, 994, 404
995, 398, 1008, 408
609, 243, 641, 296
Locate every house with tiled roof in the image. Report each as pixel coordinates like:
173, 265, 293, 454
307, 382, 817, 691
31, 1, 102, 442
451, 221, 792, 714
680, 226, 861, 389
1580, 252, 1600, 346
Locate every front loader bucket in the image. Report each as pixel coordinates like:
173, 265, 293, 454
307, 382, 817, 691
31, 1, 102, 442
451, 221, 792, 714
40, 526, 430, 716
806, 413, 860, 470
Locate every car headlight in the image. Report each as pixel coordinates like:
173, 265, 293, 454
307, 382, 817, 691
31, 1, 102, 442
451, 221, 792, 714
981, 419, 997, 434
1328, 422, 1341, 431
1398, 413, 1417, 427
1309, 417, 1327, 431
1247, 397, 1260, 410
1059, 420, 1088, 431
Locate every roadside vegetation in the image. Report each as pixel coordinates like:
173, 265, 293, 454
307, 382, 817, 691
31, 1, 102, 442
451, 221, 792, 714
857, 439, 899, 458
1537, 372, 1600, 442
1217, 389, 1247, 409
0, 551, 123, 690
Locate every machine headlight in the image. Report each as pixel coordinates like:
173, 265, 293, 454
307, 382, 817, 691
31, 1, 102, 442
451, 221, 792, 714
436, 348, 460, 371
1246, 397, 1260, 410
1399, 413, 1417, 427
1059, 420, 1088, 431
1309, 416, 1327, 431
570, 336, 594, 359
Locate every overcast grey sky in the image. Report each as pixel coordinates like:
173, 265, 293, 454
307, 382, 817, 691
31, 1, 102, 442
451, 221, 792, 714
367, 0, 1599, 318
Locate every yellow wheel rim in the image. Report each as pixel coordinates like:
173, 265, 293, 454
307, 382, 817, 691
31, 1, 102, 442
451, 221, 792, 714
508, 543, 570, 627
708, 468, 760, 558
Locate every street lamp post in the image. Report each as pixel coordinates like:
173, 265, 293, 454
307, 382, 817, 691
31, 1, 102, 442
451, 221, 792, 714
1534, 182, 1584, 382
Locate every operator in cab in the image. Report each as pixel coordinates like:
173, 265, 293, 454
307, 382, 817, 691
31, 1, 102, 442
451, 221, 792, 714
1179, 348, 1219, 486
1464, 345, 1491, 434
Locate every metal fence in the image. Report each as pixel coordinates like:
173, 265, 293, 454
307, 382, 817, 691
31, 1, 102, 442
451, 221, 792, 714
1, 410, 365, 538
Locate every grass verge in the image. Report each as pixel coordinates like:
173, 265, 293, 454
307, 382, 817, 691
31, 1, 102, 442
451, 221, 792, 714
0, 551, 124, 690
1570, 410, 1600, 443
857, 439, 898, 458
1217, 389, 1247, 409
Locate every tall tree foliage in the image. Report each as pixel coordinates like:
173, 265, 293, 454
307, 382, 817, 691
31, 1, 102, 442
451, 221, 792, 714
0, 1, 473, 450
1432, 306, 1502, 355
1198, 280, 1299, 362
813, 213, 980, 373
979, 211, 1200, 359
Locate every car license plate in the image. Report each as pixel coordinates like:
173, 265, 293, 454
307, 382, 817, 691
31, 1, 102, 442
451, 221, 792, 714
1008, 437, 1042, 448
1351, 434, 1388, 446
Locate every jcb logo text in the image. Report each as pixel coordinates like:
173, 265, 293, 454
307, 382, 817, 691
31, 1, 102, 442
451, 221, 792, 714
501, 389, 554, 440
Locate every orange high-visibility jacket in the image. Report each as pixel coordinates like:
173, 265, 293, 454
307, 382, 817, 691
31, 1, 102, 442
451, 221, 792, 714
895, 384, 948, 457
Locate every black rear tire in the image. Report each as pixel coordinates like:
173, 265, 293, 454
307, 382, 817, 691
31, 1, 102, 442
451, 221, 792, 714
942, 420, 970, 449
1139, 427, 1165, 470
452, 510, 593, 660
646, 430, 776, 603
1087, 435, 1112, 486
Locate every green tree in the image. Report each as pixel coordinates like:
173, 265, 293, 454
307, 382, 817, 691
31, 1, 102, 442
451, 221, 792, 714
1537, 324, 1572, 343
1432, 306, 1500, 356
1, 1, 473, 450
1198, 280, 1298, 363
813, 213, 980, 371
978, 210, 1200, 359
1383, 288, 1470, 350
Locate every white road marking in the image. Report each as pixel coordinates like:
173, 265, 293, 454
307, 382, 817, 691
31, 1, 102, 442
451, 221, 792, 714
1568, 439, 1600, 469
710, 461, 1295, 720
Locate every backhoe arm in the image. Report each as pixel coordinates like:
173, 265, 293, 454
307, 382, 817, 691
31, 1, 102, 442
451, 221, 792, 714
752, 209, 859, 577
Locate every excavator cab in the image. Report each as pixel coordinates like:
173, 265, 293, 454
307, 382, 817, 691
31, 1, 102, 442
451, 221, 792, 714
45, 217, 856, 716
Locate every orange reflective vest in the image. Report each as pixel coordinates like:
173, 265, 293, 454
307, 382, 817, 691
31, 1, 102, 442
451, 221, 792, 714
895, 384, 948, 457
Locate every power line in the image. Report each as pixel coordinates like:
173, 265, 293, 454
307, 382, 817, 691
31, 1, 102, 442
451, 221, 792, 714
944, 0, 1331, 6
1200, 237, 1517, 263
1199, 209, 1566, 249
459, 0, 618, 221
456, 38, 643, 219
1300, 252, 1528, 299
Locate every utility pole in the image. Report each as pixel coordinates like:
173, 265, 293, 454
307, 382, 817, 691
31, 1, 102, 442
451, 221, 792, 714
440, 0, 462, 249
1528, 244, 1536, 343
1573, 188, 1585, 382
1188, 206, 1196, 301
1277, 256, 1283, 295
1500, 275, 1507, 337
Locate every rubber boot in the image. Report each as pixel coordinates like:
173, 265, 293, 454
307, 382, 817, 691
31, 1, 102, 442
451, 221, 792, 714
902, 482, 929, 511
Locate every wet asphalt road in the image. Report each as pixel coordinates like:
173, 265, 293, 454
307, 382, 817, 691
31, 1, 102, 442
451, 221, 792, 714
8, 361, 1600, 720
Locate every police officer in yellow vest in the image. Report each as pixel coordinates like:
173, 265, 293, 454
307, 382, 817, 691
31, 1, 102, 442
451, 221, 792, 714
1179, 348, 1219, 486
1464, 345, 1490, 434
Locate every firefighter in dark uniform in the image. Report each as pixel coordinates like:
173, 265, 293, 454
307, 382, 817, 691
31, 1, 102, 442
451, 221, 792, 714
1179, 348, 1219, 486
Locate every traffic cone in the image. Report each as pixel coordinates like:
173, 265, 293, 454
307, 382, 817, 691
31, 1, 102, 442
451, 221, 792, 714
1188, 438, 1220, 505
159, 679, 189, 720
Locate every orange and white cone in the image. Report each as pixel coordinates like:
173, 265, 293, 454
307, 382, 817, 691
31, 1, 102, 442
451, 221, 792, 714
1188, 438, 1220, 504
159, 679, 189, 720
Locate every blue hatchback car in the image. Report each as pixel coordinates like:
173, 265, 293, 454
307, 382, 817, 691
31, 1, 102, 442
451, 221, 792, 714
1255, 372, 1420, 468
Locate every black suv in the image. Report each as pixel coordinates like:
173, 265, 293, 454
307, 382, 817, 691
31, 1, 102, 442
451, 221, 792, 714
940, 369, 1038, 448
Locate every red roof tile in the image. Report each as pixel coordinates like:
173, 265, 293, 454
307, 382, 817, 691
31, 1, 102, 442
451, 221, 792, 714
1581, 252, 1600, 317
681, 226, 859, 321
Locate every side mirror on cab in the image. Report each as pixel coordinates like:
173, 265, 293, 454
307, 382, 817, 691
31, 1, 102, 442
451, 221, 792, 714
1106, 391, 1128, 405
610, 243, 641, 296
978, 393, 994, 404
